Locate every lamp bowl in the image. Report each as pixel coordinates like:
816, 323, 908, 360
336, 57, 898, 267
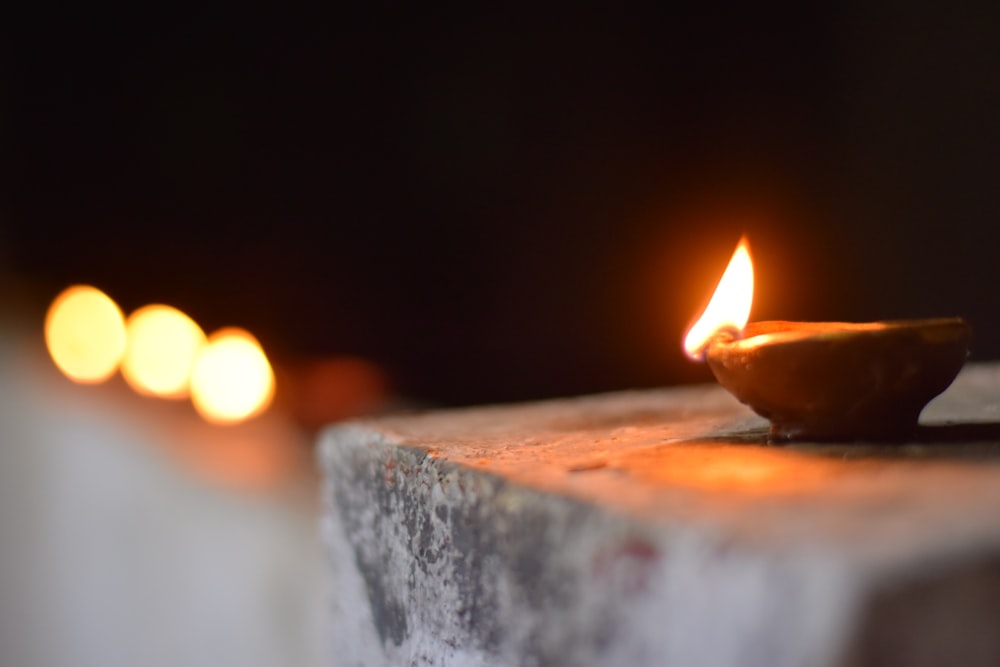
705, 318, 971, 441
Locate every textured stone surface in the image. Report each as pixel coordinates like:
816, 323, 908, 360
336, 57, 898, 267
320, 363, 1000, 667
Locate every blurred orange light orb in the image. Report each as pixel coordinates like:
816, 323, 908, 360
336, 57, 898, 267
190, 328, 275, 424
122, 304, 206, 398
44, 285, 127, 383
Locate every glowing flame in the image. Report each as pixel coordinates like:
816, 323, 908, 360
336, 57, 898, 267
121, 305, 206, 398
190, 328, 275, 424
45, 285, 127, 383
683, 237, 754, 360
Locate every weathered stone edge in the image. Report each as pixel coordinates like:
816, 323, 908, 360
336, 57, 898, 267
319, 424, 860, 667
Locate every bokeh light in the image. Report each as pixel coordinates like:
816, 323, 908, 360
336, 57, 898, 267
190, 328, 275, 424
121, 305, 206, 398
44, 285, 127, 383
283, 357, 388, 430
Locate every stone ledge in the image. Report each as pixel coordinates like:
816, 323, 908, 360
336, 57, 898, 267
320, 363, 1000, 667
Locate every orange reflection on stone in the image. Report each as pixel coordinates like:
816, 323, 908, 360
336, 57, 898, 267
620, 444, 848, 496
155, 409, 306, 491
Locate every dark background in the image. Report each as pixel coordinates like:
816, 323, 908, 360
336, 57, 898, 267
4, 4, 1000, 406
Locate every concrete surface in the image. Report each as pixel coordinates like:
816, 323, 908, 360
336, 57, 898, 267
320, 363, 1000, 667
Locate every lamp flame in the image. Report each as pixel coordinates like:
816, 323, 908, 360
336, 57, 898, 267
683, 237, 754, 360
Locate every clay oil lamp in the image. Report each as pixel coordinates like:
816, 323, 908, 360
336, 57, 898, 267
683, 238, 971, 441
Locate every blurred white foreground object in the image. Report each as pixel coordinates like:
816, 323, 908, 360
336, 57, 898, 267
0, 325, 325, 667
